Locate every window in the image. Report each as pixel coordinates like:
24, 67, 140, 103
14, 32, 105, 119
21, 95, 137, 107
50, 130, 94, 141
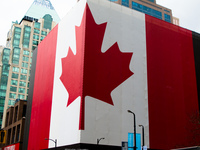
2, 48, 10, 64
19, 88, 25, 94
19, 81, 26, 87
23, 56, 29, 62
23, 26, 31, 48
18, 94, 24, 99
40, 36, 45, 41
122, 0, 129, 7
33, 40, 38, 45
11, 80, 18, 86
10, 86, 17, 92
13, 27, 21, 47
164, 14, 171, 23
34, 22, 40, 29
41, 31, 47, 36
12, 47, 20, 65
20, 75, 27, 81
32, 46, 37, 50
12, 67, 19, 73
33, 34, 39, 40
23, 50, 29, 56
9, 93, 16, 99
22, 62, 28, 68
43, 14, 53, 30
21, 68, 27, 74
34, 29, 40, 34
8, 100, 15, 106
12, 73, 18, 79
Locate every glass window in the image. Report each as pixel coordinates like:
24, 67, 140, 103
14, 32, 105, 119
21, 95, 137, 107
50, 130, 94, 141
23, 56, 29, 62
41, 31, 47, 36
11, 80, 18, 86
12, 67, 19, 73
8, 100, 15, 106
33, 40, 38, 45
32, 46, 37, 50
43, 14, 53, 30
18, 88, 25, 94
164, 14, 171, 23
27, 89, 29, 94
12, 47, 20, 65
34, 29, 40, 34
21, 68, 27, 74
19, 81, 26, 87
34, 22, 40, 29
18, 94, 24, 99
2, 48, 10, 64
23, 26, 31, 48
22, 62, 28, 68
13, 27, 21, 47
33, 34, 39, 40
122, 0, 129, 7
20, 75, 27, 81
9, 93, 16, 99
40, 36, 45, 41
23, 50, 29, 56
0, 85, 7, 90
10, 86, 17, 92
12, 73, 18, 79
15, 27, 21, 33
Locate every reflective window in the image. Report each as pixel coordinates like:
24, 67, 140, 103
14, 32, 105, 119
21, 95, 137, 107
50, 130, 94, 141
22, 62, 28, 68
23, 50, 29, 56
122, 0, 129, 7
20, 75, 27, 81
21, 68, 27, 74
41, 31, 47, 36
10, 86, 17, 92
34, 29, 40, 34
23, 56, 29, 62
164, 14, 171, 23
33, 40, 38, 45
132, 2, 162, 19
19, 81, 26, 87
8, 100, 15, 106
33, 34, 39, 40
18, 88, 25, 94
2, 48, 10, 64
12, 73, 18, 79
12, 67, 19, 73
34, 22, 40, 29
13, 27, 21, 47
18, 94, 24, 99
23, 26, 31, 48
12, 47, 20, 65
9, 93, 16, 99
11, 80, 18, 86
43, 14, 53, 30
40, 36, 45, 41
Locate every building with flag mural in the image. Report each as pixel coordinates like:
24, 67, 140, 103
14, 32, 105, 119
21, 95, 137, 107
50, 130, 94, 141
0, 0, 60, 129
23, 0, 200, 150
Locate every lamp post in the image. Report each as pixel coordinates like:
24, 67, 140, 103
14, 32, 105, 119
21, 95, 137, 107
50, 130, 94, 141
127, 110, 136, 150
97, 137, 105, 145
45, 138, 57, 147
139, 125, 144, 149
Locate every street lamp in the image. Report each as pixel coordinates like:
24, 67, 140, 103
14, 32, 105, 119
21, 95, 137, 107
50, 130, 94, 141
97, 137, 105, 145
139, 125, 144, 149
127, 110, 136, 150
45, 138, 57, 147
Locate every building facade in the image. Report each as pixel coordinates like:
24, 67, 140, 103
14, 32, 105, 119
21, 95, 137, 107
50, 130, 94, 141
0, 0, 60, 128
23, 0, 200, 150
110, 0, 176, 24
0, 100, 27, 150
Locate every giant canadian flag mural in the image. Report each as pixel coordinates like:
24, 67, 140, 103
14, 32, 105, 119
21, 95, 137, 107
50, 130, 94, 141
23, 0, 200, 149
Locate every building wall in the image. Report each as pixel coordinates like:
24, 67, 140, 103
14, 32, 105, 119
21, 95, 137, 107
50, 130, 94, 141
24, 0, 200, 150
0, 17, 57, 128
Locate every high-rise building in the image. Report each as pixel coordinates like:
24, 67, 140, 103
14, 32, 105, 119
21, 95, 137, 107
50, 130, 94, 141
0, 0, 60, 128
110, 0, 176, 24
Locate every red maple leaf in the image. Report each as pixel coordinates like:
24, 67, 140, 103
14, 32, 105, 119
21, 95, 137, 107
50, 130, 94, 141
60, 4, 133, 130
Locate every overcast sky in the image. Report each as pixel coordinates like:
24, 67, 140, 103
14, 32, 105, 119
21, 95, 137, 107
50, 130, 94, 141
0, 0, 200, 46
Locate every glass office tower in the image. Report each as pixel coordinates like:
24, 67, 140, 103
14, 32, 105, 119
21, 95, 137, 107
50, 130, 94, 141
0, 0, 60, 128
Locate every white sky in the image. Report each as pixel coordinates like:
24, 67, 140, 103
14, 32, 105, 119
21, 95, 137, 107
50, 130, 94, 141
0, 0, 200, 46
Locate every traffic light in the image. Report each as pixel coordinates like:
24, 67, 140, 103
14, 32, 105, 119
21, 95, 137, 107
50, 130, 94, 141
0, 130, 6, 144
